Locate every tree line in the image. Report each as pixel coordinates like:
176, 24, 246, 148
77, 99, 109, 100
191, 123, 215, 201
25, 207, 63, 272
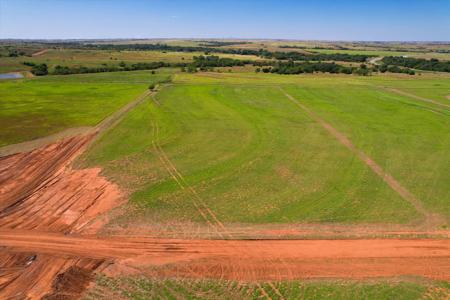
256, 62, 366, 75
381, 56, 450, 72
24, 61, 170, 76
24, 55, 416, 77
82, 43, 373, 63
259, 50, 372, 62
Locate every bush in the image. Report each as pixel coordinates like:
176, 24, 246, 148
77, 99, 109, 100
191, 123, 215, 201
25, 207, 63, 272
31, 64, 48, 76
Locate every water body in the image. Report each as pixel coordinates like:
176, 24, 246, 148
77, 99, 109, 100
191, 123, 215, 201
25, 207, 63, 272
0, 73, 24, 80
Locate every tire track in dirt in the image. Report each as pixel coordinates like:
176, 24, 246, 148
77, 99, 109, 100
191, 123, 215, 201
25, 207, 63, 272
2, 230, 449, 281
150, 118, 280, 299
279, 88, 439, 226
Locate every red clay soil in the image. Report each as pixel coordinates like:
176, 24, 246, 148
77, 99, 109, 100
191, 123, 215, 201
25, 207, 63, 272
0, 135, 123, 299
1, 230, 449, 282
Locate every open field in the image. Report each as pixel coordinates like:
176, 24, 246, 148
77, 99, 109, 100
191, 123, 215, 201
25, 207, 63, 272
303, 48, 450, 60
80, 72, 449, 228
0, 62, 449, 299
0, 70, 170, 146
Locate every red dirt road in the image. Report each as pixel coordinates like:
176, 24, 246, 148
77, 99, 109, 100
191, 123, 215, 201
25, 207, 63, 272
1, 230, 449, 281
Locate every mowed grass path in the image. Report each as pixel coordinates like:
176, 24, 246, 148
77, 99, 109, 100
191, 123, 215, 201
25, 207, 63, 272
0, 70, 170, 146
82, 72, 450, 224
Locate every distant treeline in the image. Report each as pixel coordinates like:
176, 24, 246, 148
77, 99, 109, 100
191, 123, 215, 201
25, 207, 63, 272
188, 55, 249, 69
52, 61, 168, 75
197, 41, 250, 47
24, 55, 417, 77
381, 56, 450, 72
84, 43, 260, 56
257, 62, 372, 75
82, 43, 373, 63
260, 51, 372, 62
279, 45, 350, 51
24, 61, 171, 76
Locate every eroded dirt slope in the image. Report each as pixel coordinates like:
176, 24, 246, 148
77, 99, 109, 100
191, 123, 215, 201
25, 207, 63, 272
0, 135, 124, 299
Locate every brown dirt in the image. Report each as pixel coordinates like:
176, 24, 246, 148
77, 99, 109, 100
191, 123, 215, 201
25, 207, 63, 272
32, 49, 49, 57
1, 230, 449, 282
0, 135, 123, 299
42, 266, 97, 300
0, 127, 93, 158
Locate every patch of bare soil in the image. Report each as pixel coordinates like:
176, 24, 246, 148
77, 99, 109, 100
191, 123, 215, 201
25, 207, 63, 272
31, 49, 49, 57
0, 127, 93, 158
42, 266, 97, 300
0, 135, 123, 299
101, 220, 450, 240
1, 231, 449, 281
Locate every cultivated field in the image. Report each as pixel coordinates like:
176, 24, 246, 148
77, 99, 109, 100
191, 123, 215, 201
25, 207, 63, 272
81, 72, 449, 228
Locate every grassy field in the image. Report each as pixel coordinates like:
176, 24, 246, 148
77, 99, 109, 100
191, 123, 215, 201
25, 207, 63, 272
364, 75, 450, 105
304, 48, 450, 60
81, 72, 449, 225
0, 70, 170, 146
84, 276, 450, 300
0, 48, 262, 73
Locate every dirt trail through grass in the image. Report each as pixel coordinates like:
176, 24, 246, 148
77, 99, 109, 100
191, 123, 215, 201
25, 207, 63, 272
380, 86, 450, 109
31, 49, 49, 57
279, 88, 438, 226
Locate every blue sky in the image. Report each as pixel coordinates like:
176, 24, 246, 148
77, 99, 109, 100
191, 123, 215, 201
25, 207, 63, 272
1, 0, 449, 41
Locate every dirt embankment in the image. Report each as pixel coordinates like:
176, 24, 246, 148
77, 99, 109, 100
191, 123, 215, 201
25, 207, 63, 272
0, 135, 124, 299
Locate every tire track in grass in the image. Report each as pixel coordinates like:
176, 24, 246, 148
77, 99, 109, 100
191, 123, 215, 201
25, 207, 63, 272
381, 87, 450, 109
150, 110, 280, 299
279, 87, 436, 225
152, 120, 273, 298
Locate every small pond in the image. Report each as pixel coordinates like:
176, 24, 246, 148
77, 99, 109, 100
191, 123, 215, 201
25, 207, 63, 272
0, 73, 24, 80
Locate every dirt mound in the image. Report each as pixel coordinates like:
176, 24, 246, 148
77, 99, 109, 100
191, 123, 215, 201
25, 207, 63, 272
0, 134, 124, 233
0, 135, 123, 299
42, 266, 96, 300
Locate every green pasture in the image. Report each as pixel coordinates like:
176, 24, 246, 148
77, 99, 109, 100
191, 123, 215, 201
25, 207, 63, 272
82, 72, 449, 225
0, 70, 169, 146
